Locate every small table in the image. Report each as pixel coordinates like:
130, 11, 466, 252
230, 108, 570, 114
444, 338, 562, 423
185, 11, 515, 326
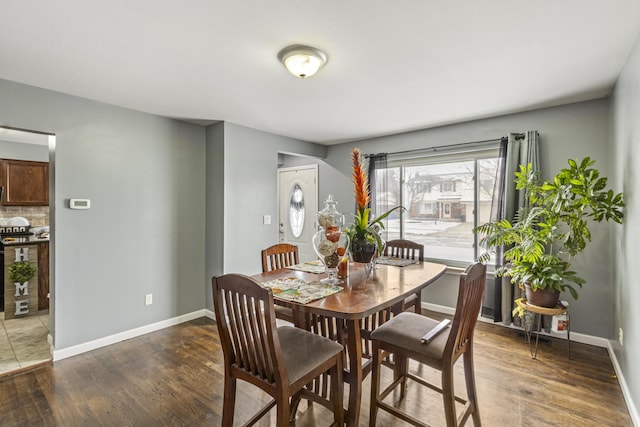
523, 301, 571, 359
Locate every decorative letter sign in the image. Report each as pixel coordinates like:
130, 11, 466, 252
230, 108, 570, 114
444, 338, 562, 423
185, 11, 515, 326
3, 244, 39, 319
14, 281, 29, 296
14, 247, 29, 262
15, 300, 29, 315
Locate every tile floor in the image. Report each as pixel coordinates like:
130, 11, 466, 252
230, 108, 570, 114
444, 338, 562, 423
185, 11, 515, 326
0, 310, 51, 376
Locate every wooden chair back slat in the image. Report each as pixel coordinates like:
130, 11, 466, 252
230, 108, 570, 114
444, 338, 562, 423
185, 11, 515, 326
384, 239, 424, 261
261, 244, 300, 273
384, 239, 425, 313
213, 275, 283, 385
446, 262, 487, 360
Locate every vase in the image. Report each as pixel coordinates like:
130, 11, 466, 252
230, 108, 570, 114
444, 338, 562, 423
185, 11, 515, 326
312, 229, 349, 284
351, 238, 376, 263
524, 284, 560, 308
313, 195, 350, 284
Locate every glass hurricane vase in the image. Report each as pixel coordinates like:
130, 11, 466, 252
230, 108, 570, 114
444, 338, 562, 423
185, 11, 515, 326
312, 227, 350, 284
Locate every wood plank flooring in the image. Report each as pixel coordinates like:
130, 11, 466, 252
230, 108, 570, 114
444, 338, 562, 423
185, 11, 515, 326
0, 313, 632, 426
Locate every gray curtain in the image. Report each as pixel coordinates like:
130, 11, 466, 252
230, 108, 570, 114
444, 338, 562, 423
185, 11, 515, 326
499, 131, 540, 325
487, 138, 508, 322
367, 153, 390, 237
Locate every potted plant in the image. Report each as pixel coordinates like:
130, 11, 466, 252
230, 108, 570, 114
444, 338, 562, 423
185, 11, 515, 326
474, 157, 624, 311
8, 260, 37, 284
345, 148, 403, 262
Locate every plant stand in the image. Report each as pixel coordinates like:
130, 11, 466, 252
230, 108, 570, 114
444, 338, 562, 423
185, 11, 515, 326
523, 301, 571, 360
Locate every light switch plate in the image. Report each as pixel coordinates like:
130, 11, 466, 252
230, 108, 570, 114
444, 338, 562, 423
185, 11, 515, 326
263, 215, 271, 225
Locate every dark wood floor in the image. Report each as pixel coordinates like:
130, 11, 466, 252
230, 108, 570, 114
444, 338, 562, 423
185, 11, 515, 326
0, 313, 632, 426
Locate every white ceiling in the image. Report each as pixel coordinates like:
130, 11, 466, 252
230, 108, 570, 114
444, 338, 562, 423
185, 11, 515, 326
1, 1, 639, 145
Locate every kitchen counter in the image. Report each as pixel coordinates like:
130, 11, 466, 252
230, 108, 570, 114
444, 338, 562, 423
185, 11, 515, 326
1, 235, 50, 246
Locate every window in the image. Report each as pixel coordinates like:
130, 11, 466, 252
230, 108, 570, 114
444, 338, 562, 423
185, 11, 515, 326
440, 181, 456, 192
288, 183, 305, 238
374, 146, 499, 266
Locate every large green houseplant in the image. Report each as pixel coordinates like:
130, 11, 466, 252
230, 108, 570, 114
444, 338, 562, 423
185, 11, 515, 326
474, 157, 624, 311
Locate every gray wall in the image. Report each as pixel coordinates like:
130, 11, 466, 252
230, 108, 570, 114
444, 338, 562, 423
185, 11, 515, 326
318, 99, 616, 337
0, 139, 49, 161
611, 31, 640, 420
204, 121, 325, 310
0, 78, 206, 350
205, 122, 225, 313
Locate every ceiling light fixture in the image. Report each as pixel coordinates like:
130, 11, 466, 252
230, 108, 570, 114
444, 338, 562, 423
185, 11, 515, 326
278, 44, 328, 79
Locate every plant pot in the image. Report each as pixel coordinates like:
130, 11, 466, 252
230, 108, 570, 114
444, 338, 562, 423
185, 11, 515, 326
524, 284, 560, 308
351, 238, 377, 263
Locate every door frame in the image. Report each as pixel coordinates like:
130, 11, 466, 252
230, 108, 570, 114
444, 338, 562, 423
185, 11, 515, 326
0, 125, 55, 368
277, 164, 318, 259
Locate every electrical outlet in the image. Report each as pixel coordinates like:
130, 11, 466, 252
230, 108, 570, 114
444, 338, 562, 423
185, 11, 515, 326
619, 328, 624, 346
145, 294, 153, 305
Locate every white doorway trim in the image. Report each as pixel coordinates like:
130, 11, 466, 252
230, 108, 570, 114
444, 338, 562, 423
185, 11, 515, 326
277, 164, 318, 262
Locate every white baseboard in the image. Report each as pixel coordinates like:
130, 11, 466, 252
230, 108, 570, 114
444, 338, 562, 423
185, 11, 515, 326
606, 341, 640, 427
52, 309, 208, 361
422, 302, 609, 348
423, 301, 638, 427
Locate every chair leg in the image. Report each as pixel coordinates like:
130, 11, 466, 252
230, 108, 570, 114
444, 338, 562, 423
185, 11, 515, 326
275, 391, 291, 427
369, 344, 382, 426
441, 366, 457, 427
330, 358, 344, 426
222, 375, 236, 427
394, 353, 409, 398
463, 351, 481, 426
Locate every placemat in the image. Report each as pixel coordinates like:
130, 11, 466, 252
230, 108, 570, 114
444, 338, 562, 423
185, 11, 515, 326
376, 256, 419, 267
261, 277, 342, 304
288, 260, 326, 274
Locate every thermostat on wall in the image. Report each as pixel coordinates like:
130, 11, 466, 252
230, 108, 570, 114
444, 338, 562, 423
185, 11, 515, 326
70, 198, 91, 209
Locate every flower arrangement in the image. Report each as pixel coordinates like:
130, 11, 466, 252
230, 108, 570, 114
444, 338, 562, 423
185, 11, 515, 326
345, 148, 402, 261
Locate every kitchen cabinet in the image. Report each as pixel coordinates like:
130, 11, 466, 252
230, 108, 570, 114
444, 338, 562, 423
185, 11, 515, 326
1, 159, 49, 206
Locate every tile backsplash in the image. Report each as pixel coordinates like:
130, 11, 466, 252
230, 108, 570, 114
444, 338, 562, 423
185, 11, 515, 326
0, 206, 49, 227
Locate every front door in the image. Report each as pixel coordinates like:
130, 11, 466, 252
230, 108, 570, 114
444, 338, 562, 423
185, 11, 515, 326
277, 165, 318, 262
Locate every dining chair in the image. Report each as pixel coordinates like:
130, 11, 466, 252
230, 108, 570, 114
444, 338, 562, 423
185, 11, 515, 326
369, 262, 486, 427
212, 274, 344, 427
261, 243, 300, 322
384, 239, 425, 313
262, 243, 299, 272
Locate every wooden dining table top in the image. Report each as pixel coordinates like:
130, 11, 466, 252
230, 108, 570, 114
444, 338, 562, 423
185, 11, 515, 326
253, 261, 448, 320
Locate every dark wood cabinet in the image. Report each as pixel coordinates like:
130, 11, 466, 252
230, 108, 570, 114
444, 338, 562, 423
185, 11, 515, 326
1, 159, 49, 206
38, 241, 49, 311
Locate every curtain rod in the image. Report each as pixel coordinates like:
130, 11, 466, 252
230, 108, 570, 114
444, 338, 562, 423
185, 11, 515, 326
364, 135, 520, 158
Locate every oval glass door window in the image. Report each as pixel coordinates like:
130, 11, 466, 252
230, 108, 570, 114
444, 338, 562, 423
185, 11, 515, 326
289, 183, 305, 238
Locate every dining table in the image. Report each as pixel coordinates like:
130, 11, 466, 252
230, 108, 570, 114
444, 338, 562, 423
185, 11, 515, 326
252, 259, 447, 427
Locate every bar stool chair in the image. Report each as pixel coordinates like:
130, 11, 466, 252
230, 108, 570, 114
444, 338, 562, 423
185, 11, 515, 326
212, 274, 344, 426
261, 243, 299, 322
384, 239, 425, 313
369, 263, 486, 427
